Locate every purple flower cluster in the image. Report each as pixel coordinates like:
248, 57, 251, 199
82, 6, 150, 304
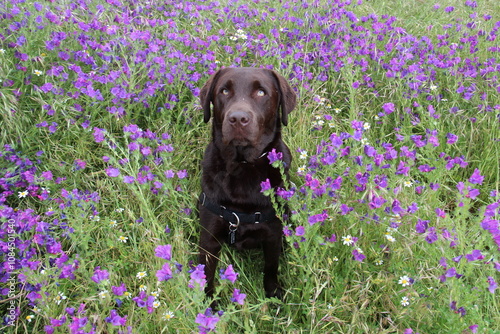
95, 124, 189, 197
2, 0, 500, 332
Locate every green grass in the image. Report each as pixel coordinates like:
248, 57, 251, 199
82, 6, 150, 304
1, 0, 499, 333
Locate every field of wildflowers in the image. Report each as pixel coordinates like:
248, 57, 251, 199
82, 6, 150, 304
1, 0, 499, 333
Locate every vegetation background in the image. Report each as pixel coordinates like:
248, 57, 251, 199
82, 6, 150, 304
1, 0, 499, 333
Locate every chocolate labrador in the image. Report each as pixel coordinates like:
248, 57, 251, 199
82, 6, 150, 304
198, 67, 296, 299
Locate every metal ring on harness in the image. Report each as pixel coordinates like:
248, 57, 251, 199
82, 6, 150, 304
229, 212, 240, 231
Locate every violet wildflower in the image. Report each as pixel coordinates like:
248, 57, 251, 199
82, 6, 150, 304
93, 127, 106, 142
156, 263, 173, 282
220, 265, 238, 283
382, 102, 395, 115
267, 148, 283, 165
465, 249, 484, 262
260, 178, 272, 192
295, 226, 305, 236
112, 283, 127, 296
105, 166, 120, 177
91, 267, 109, 284
189, 264, 206, 290
155, 245, 172, 260
352, 248, 365, 262
307, 211, 328, 225
195, 308, 221, 334
105, 309, 127, 326
469, 168, 484, 184
487, 276, 497, 294
231, 288, 246, 305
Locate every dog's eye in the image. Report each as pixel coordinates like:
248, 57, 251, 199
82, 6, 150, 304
256, 89, 266, 97
221, 88, 229, 95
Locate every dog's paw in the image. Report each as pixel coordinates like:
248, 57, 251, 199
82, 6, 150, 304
265, 285, 284, 300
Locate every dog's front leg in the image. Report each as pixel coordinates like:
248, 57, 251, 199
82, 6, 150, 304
263, 231, 283, 299
198, 213, 224, 298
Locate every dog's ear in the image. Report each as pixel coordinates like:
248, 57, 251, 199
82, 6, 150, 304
199, 69, 224, 123
271, 70, 297, 126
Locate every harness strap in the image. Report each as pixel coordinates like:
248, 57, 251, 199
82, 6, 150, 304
199, 192, 276, 224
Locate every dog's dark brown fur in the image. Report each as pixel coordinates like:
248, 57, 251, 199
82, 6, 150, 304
198, 67, 296, 299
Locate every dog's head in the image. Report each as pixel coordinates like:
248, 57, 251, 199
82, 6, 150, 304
199, 67, 296, 160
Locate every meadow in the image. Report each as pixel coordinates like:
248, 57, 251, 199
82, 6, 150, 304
1, 0, 499, 333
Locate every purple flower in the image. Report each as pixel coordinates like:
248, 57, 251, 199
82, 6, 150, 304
91, 266, 109, 283
382, 102, 395, 114
41, 170, 53, 180
231, 288, 247, 305
155, 244, 172, 260
140, 146, 152, 156
465, 249, 484, 262
260, 178, 272, 192
195, 308, 220, 334
93, 127, 106, 142
105, 309, 127, 326
177, 170, 188, 179
487, 276, 497, 294
189, 264, 206, 290
105, 167, 120, 177
295, 226, 305, 236
469, 168, 484, 184
352, 249, 365, 262
123, 175, 135, 183
445, 267, 462, 279
112, 283, 127, 296
156, 263, 173, 282
425, 227, 438, 244
446, 133, 458, 144
435, 208, 446, 218
267, 148, 283, 164
220, 265, 238, 283
128, 142, 139, 151
307, 211, 328, 225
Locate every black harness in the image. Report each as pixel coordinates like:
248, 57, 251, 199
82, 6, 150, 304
199, 192, 277, 245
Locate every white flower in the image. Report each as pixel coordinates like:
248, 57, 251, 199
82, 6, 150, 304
163, 311, 175, 320
385, 234, 396, 243
136, 271, 147, 279
18, 190, 28, 198
401, 296, 410, 306
98, 290, 109, 299
55, 292, 67, 305
398, 275, 412, 287
299, 150, 308, 160
118, 236, 128, 243
342, 235, 354, 246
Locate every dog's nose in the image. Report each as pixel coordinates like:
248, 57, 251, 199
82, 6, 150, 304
228, 111, 250, 127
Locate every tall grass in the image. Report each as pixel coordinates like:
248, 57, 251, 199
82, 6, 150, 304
1, 0, 499, 333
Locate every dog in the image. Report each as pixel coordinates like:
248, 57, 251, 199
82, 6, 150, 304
198, 67, 296, 299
